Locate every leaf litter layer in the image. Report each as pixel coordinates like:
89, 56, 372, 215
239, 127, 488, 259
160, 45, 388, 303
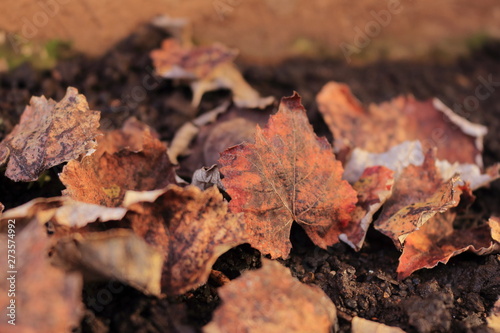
0, 26, 499, 333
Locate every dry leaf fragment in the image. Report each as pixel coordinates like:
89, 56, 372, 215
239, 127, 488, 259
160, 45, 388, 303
51, 228, 164, 295
0, 219, 83, 333
397, 212, 500, 280
351, 317, 406, 333
126, 185, 247, 295
150, 38, 274, 108
316, 81, 487, 166
192, 164, 225, 191
340, 166, 394, 251
0, 87, 100, 182
60, 118, 177, 207
220, 93, 357, 258
203, 259, 338, 333
374, 149, 461, 247
487, 297, 500, 332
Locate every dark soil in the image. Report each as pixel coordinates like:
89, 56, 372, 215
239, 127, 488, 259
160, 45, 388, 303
1, 25, 499, 333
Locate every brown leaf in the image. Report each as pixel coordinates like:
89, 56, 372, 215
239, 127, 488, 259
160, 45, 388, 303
316, 82, 487, 166
374, 149, 461, 246
0, 87, 100, 182
397, 211, 500, 280
150, 38, 274, 108
0, 219, 83, 333
191, 164, 225, 191
51, 228, 164, 295
219, 93, 357, 259
351, 317, 406, 333
203, 259, 338, 333
60, 118, 177, 207
340, 166, 394, 251
126, 185, 247, 295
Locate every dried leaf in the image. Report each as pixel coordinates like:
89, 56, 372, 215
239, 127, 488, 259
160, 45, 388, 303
344, 140, 500, 190
397, 212, 500, 279
192, 164, 225, 191
374, 149, 461, 246
150, 38, 274, 108
351, 317, 406, 333
0, 219, 83, 333
340, 166, 394, 251
220, 93, 357, 258
203, 259, 338, 333
126, 185, 247, 295
487, 298, 500, 332
51, 228, 164, 295
316, 82, 487, 166
0, 87, 100, 182
1, 196, 127, 229
60, 118, 177, 207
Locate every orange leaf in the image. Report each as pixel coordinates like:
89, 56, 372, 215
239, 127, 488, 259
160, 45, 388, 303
126, 185, 247, 295
60, 118, 177, 207
317, 82, 487, 166
0, 87, 100, 182
398, 208, 500, 279
203, 259, 338, 333
374, 149, 461, 246
219, 93, 357, 259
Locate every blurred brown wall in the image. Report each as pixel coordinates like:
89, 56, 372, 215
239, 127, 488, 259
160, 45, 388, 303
1, 0, 500, 62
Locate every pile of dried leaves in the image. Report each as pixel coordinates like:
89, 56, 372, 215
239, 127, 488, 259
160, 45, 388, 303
1, 38, 499, 333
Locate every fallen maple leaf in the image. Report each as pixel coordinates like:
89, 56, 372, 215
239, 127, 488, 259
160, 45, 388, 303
351, 317, 406, 333
219, 93, 357, 259
397, 210, 500, 279
374, 149, 461, 246
0, 87, 100, 182
203, 259, 338, 333
60, 118, 177, 207
316, 81, 487, 166
150, 38, 274, 108
0, 219, 83, 333
340, 166, 394, 251
125, 185, 247, 295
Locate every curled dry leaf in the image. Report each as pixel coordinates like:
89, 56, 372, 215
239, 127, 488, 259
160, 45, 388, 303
52, 228, 164, 295
0, 87, 100, 182
191, 164, 225, 191
374, 149, 461, 247
220, 93, 357, 259
340, 166, 394, 251
60, 118, 177, 207
1, 196, 127, 229
204, 259, 338, 333
0, 219, 83, 333
351, 317, 406, 333
316, 81, 487, 166
397, 211, 500, 280
150, 38, 274, 108
126, 185, 247, 295
344, 140, 500, 190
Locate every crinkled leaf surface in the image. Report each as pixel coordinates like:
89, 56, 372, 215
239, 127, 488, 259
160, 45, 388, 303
0, 87, 100, 182
340, 166, 394, 251
203, 259, 338, 333
220, 93, 357, 258
60, 118, 177, 207
0, 220, 83, 333
317, 81, 487, 166
398, 211, 500, 279
126, 185, 247, 295
374, 150, 460, 246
